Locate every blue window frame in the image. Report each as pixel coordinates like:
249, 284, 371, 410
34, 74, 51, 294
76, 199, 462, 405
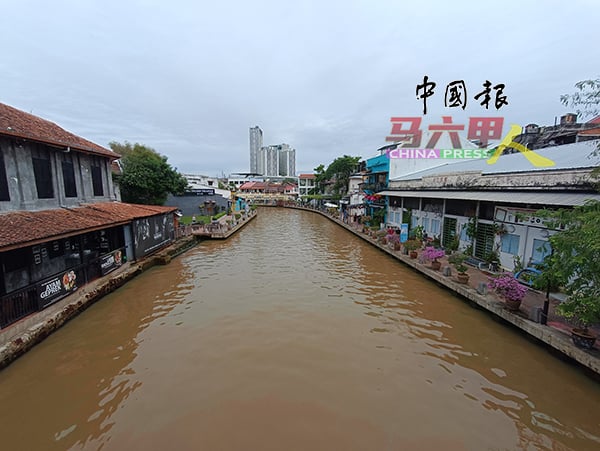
500, 233, 520, 255
531, 239, 551, 264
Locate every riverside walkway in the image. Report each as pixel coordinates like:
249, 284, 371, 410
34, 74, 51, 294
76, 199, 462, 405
191, 209, 257, 239
268, 204, 600, 377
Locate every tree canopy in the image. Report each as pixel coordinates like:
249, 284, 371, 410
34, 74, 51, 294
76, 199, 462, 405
560, 77, 600, 119
313, 155, 361, 195
110, 141, 188, 205
538, 202, 600, 329
537, 78, 600, 329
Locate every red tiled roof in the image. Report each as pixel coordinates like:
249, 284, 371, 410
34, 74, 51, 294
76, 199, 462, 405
587, 115, 600, 124
0, 102, 119, 159
0, 202, 177, 251
298, 174, 316, 179
239, 181, 267, 190
578, 127, 600, 136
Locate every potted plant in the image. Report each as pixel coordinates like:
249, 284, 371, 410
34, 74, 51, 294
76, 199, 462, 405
531, 202, 600, 347
410, 225, 425, 243
485, 249, 501, 272
422, 246, 445, 270
555, 291, 600, 349
387, 231, 401, 251
448, 252, 470, 284
445, 235, 459, 255
404, 239, 421, 259
488, 274, 528, 311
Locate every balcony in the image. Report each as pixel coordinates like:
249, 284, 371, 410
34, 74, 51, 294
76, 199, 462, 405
360, 182, 387, 193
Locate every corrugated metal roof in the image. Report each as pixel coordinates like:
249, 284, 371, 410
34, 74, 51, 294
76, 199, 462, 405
390, 140, 600, 181
378, 190, 600, 206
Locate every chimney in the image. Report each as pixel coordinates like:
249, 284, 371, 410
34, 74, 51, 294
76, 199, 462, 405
560, 113, 578, 126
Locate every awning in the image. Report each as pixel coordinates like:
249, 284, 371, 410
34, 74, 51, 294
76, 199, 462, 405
378, 190, 600, 207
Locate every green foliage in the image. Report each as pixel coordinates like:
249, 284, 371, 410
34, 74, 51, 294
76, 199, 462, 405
484, 249, 500, 264
409, 225, 424, 241
465, 217, 477, 240
110, 141, 187, 205
448, 252, 469, 274
313, 156, 361, 195
512, 255, 524, 274
537, 201, 600, 330
560, 78, 600, 178
560, 77, 600, 119
372, 208, 385, 225
403, 239, 421, 251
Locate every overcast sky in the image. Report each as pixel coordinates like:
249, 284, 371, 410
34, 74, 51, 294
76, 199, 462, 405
1, 0, 599, 176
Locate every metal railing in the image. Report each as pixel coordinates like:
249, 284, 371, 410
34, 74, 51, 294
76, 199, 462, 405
0, 285, 38, 328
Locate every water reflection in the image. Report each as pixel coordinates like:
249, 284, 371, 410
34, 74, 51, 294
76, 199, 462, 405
0, 208, 599, 450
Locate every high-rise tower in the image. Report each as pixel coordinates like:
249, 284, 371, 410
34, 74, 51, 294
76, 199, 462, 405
249, 126, 263, 173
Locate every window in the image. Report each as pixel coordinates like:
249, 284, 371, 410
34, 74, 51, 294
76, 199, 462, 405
49, 240, 65, 259
501, 233, 520, 255
32, 148, 54, 199
91, 164, 103, 196
0, 149, 10, 201
421, 217, 430, 232
3, 248, 29, 272
430, 219, 441, 236
475, 222, 495, 259
62, 160, 77, 197
411, 215, 419, 228
460, 223, 469, 241
531, 239, 551, 264
442, 217, 457, 246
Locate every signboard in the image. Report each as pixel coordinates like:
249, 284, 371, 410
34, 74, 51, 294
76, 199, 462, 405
100, 249, 123, 276
400, 223, 409, 243
195, 188, 215, 196
37, 270, 77, 309
133, 214, 175, 257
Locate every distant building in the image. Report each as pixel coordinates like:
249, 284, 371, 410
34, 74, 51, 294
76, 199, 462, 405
297, 174, 316, 197
238, 181, 298, 202
511, 114, 600, 153
278, 144, 296, 177
258, 145, 280, 177
168, 174, 232, 217
249, 126, 296, 177
249, 126, 263, 174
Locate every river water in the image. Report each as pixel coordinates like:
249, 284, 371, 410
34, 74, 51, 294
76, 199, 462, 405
0, 208, 599, 450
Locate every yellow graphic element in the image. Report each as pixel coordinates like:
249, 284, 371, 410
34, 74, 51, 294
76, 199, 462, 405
487, 124, 556, 167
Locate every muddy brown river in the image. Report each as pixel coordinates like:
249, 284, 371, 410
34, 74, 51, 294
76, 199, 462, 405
0, 208, 599, 450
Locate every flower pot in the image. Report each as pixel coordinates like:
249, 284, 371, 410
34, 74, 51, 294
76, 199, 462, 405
430, 260, 441, 271
571, 328, 597, 349
456, 273, 469, 284
409, 251, 418, 259
504, 298, 522, 312
394, 242, 402, 251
